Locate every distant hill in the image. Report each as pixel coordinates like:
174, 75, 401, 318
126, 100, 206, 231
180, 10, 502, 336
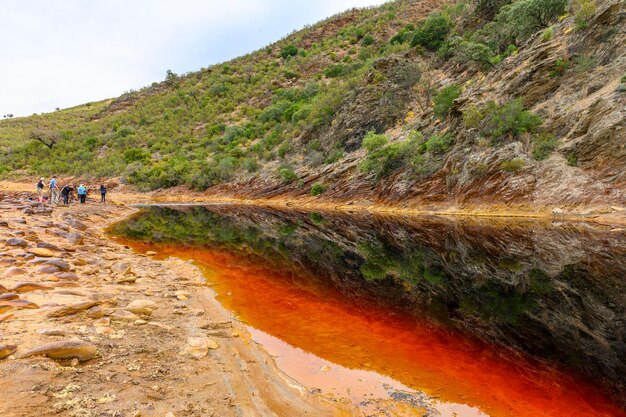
1, 0, 624, 211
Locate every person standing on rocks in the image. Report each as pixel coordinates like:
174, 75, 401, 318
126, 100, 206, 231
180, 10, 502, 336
36, 177, 45, 203
49, 176, 59, 204
100, 184, 106, 203
77, 184, 87, 204
60, 184, 74, 205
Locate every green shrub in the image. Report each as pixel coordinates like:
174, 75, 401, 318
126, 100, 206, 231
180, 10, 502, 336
281, 45, 298, 59
550, 57, 570, 77
424, 133, 454, 154
277, 141, 289, 159
474, 0, 512, 18
621, 74, 626, 83
542, 26, 554, 41
482, 99, 543, 143
507, 0, 567, 41
500, 158, 525, 172
448, 39, 495, 69
411, 13, 452, 50
433, 84, 461, 119
361, 131, 388, 152
463, 104, 483, 129
361, 34, 375, 46
567, 153, 578, 166
123, 147, 150, 163
532, 133, 558, 160
310, 182, 327, 196
390, 24, 416, 44
324, 64, 347, 78
279, 167, 297, 183
573, 55, 595, 73
324, 148, 344, 164
571, 0, 596, 29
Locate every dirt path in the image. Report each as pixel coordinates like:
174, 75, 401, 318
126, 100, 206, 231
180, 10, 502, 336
0, 192, 355, 417
2, 180, 624, 227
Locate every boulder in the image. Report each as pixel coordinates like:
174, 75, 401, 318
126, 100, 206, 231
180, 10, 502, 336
20, 340, 97, 361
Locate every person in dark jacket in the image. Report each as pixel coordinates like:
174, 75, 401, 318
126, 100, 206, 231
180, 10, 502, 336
36, 177, 45, 202
100, 184, 107, 203
60, 185, 74, 205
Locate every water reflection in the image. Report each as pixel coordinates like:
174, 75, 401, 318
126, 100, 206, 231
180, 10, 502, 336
111, 205, 626, 415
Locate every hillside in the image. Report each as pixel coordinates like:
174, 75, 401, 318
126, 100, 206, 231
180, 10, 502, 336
1, 0, 624, 213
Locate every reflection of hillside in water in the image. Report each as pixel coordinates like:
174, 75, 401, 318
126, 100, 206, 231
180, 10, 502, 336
112, 205, 626, 399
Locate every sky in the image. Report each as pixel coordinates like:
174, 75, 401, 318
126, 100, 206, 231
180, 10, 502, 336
0, 0, 387, 117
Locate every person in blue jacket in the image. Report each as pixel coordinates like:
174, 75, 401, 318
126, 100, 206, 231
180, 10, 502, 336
77, 184, 88, 204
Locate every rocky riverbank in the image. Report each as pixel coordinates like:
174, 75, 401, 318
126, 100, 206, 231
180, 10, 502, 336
0, 191, 350, 417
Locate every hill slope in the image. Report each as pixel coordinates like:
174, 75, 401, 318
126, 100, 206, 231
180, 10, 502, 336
1, 0, 624, 213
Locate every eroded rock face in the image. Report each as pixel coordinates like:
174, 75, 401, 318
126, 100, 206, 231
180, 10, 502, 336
203, 0, 625, 212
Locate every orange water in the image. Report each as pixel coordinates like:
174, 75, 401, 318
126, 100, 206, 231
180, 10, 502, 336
123, 240, 626, 417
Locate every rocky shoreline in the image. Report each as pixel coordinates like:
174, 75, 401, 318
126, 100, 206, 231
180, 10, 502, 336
0, 191, 349, 417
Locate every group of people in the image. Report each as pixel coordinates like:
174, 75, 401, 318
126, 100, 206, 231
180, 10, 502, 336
36, 176, 107, 205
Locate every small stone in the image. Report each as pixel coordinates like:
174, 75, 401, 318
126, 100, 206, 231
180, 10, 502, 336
0, 293, 19, 301
10, 282, 52, 293
320, 365, 331, 372
47, 301, 102, 318
146, 251, 157, 256
66, 232, 84, 245
125, 300, 157, 316
5, 238, 27, 247
36, 242, 63, 251
110, 261, 131, 274
186, 337, 210, 359
231, 331, 240, 338
116, 276, 137, 284
36, 265, 61, 274
2, 267, 27, 277
175, 291, 190, 301
38, 328, 66, 336
110, 310, 139, 322
28, 248, 55, 257
86, 306, 104, 319
133, 319, 147, 326
0, 344, 17, 359
66, 219, 88, 231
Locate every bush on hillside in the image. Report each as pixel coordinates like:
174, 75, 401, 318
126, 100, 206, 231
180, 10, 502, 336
361, 34, 375, 46
506, 0, 567, 41
279, 167, 297, 183
500, 158, 526, 172
532, 133, 558, 160
482, 99, 543, 143
433, 84, 461, 119
123, 147, 150, 163
474, 0, 512, 18
423, 133, 454, 154
280, 45, 299, 59
571, 0, 597, 29
410, 13, 452, 50
310, 182, 327, 196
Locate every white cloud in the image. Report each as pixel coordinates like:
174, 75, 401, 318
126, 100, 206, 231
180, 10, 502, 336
0, 0, 386, 117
